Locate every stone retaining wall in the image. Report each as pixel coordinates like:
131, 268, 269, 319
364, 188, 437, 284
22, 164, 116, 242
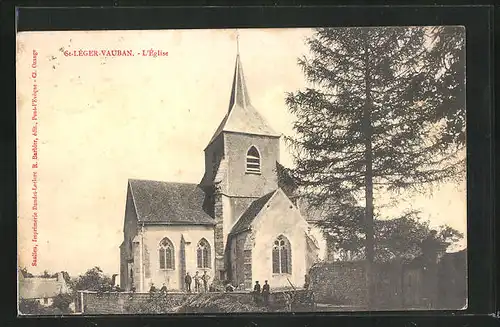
309, 261, 367, 306
78, 289, 313, 314
78, 291, 194, 314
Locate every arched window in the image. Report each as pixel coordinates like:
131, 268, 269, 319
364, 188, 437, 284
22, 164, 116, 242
159, 238, 174, 270
246, 146, 261, 173
197, 238, 211, 268
272, 235, 291, 274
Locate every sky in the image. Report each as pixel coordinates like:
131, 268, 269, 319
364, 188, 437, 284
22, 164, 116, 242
16, 28, 466, 277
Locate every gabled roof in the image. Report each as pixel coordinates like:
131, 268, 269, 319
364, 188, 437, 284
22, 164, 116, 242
19, 277, 68, 299
229, 190, 277, 235
276, 161, 299, 199
206, 54, 280, 148
128, 179, 215, 225
306, 231, 320, 250
199, 156, 228, 189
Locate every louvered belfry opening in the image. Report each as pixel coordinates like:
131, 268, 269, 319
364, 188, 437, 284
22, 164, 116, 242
246, 146, 261, 173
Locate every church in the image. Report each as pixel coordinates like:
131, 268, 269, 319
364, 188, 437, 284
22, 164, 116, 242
119, 47, 328, 292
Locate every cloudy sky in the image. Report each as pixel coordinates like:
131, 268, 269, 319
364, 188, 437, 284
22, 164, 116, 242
16, 28, 466, 277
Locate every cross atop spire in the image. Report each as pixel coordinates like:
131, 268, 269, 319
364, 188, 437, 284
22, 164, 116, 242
236, 30, 240, 55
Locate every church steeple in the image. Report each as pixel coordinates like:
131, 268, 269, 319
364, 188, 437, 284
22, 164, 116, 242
201, 34, 283, 281
228, 33, 251, 112
205, 34, 280, 148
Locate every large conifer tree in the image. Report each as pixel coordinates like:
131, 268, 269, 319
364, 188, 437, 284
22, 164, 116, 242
285, 27, 465, 308
424, 26, 466, 147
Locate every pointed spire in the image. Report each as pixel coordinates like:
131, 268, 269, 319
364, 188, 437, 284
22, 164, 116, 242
228, 32, 251, 112
204, 32, 280, 148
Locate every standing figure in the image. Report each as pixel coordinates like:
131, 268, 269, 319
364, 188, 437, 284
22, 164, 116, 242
304, 274, 310, 289
185, 272, 192, 293
283, 292, 292, 312
160, 283, 167, 294
253, 281, 261, 304
262, 280, 270, 306
194, 271, 201, 293
202, 271, 210, 293
149, 283, 157, 299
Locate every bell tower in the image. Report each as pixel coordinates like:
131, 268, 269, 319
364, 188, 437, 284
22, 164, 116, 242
200, 33, 281, 281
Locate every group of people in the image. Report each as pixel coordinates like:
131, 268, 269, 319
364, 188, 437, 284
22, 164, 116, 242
252, 280, 271, 306
148, 274, 276, 307
184, 271, 210, 293
147, 271, 210, 296
148, 282, 168, 296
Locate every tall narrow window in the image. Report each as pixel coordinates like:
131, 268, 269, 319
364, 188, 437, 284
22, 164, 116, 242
159, 238, 174, 270
246, 146, 261, 173
197, 238, 211, 268
272, 235, 291, 274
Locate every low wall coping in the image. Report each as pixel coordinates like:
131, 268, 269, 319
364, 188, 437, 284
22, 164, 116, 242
79, 290, 308, 295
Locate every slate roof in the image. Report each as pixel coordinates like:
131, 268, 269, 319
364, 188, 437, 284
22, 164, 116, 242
276, 161, 299, 198
19, 277, 68, 299
229, 190, 277, 235
206, 54, 280, 147
128, 179, 215, 225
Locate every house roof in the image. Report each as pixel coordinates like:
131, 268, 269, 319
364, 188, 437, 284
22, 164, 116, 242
19, 277, 67, 300
128, 179, 215, 225
206, 53, 280, 148
229, 190, 277, 235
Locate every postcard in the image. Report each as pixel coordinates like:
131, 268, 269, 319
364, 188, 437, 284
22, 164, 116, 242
16, 26, 466, 315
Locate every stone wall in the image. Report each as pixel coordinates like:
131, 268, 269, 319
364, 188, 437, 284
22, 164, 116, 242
78, 291, 195, 314
243, 249, 252, 289
224, 133, 280, 198
308, 255, 465, 310
309, 260, 423, 309
78, 290, 313, 314
228, 232, 251, 289
180, 290, 313, 313
436, 250, 467, 309
214, 193, 225, 276
139, 225, 215, 292
309, 261, 367, 307
372, 261, 405, 309
121, 184, 139, 291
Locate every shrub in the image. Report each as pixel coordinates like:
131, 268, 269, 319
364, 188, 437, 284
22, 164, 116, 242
185, 293, 269, 313
125, 293, 191, 314
52, 293, 74, 313
19, 299, 64, 315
